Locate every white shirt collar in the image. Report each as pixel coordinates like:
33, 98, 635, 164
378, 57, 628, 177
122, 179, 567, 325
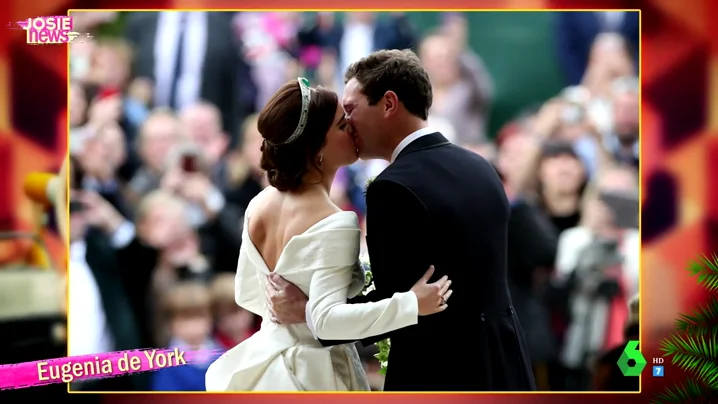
391, 127, 437, 163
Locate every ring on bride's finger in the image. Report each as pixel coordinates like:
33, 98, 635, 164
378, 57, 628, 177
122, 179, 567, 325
440, 297, 446, 306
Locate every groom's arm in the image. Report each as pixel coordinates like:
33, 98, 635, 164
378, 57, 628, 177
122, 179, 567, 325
318, 178, 431, 347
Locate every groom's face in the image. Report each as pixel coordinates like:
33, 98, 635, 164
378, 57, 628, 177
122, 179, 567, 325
342, 78, 384, 159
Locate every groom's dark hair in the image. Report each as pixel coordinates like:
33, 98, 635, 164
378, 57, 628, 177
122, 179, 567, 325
345, 49, 432, 120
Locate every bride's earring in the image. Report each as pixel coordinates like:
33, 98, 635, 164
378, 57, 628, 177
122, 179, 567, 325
318, 154, 323, 166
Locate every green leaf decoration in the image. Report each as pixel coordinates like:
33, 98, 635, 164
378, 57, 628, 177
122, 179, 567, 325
688, 254, 718, 292
674, 298, 718, 336
654, 252, 718, 403
364, 269, 373, 287
374, 338, 391, 376
660, 332, 718, 386
653, 379, 712, 403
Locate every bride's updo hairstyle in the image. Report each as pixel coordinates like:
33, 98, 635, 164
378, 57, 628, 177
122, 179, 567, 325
258, 78, 338, 192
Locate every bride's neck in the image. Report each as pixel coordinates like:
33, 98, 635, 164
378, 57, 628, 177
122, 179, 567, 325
319, 168, 336, 194
299, 167, 337, 195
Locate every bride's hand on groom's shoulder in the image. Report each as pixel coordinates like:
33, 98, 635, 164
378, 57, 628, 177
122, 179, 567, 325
266, 273, 309, 325
410, 266, 453, 316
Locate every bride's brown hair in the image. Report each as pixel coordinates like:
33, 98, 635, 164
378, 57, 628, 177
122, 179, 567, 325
258, 80, 338, 192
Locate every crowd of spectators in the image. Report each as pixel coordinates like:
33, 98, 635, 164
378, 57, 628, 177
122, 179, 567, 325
67, 11, 640, 392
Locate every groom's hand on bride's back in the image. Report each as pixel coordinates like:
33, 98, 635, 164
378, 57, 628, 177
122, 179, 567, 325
410, 266, 453, 316
266, 273, 308, 324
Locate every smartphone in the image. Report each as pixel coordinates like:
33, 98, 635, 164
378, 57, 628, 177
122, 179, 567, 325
70, 157, 84, 189
181, 154, 198, 173
69, 200, 85, 213
599, 191, 639, 229
68, 156, 86, 212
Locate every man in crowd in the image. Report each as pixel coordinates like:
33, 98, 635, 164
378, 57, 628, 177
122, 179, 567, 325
124, 11, 257, 143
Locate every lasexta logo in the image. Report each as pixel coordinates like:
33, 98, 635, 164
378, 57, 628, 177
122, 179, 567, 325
618, 340, 647, 376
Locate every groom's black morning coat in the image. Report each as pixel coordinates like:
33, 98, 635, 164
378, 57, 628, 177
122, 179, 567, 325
321, 132, 536, 392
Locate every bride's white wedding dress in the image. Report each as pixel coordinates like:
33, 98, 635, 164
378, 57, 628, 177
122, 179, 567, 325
204, 190, 419, 391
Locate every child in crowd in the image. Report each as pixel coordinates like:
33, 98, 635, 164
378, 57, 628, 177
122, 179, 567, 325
151, 281, 223, 391
211, 273, 257, 350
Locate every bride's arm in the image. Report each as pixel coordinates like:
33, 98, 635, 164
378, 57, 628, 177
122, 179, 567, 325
234, 245, 264, 316
312, 178, 431, 346
307, 265, 419, 340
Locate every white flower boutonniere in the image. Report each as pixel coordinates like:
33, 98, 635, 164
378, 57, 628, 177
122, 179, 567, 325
363, 175, 375, 197
360, 254, 375, 295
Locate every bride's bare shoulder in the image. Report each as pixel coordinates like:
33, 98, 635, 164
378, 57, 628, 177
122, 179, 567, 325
250, 187, 342, 237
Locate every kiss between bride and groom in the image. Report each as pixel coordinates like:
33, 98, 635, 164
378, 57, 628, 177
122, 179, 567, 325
204, 49, 536, 392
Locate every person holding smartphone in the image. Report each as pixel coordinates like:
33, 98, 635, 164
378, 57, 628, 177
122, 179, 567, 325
159, 146, 244, 275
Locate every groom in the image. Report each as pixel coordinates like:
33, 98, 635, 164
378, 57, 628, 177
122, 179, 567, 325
266, 49, 536, 392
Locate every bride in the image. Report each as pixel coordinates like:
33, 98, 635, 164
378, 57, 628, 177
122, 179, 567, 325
204, 78, 452, 391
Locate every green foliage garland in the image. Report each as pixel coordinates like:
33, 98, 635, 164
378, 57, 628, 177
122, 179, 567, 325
653, 254, 718, 403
